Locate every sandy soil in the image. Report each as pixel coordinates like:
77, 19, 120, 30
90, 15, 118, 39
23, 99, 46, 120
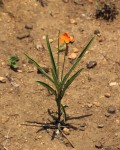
0, 0, 120, 150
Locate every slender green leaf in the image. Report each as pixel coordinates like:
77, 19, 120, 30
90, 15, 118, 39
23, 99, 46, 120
51, 68, 60, 92
61, 37, 94, 88
57, 31, 60, 78
62, 68, 84, 96
37, 81, 57, 96
46, 35, 58, 78
25, 54, 54, 83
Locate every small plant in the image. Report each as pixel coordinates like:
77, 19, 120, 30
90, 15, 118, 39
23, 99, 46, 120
25, 33, 94, 123
8, 56, 19, 71
96, 1, 119, 21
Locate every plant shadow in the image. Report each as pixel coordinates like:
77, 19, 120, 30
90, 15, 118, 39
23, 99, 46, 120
22, 109, 92, 148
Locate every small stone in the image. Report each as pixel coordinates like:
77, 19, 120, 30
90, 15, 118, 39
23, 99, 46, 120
70, 19, 77, 24
80, 127, 85, 131
87, 103, 92, 108
0, 77, 6, 83
1, 62, 5, 66
23, 64, 26, 67
56, 129, 60, 135
28, 69, 34, 73
36, 44, 44, 50
63, 127, 70, 135
94, 29, 100, 35
105, 93, 111, 98
80, 122, 86, 127
109, 82, 118, 86
17, 70, 22, 73
72, 47, 79, 53
17, 31, 30, 40
42, 35, 46, 40
93, 102, 100, 107
68, 53, 77, 60
74, 0, 84, 5
79, 27, 84, 33
105, 113, 110, 117
95, 141, 103, 149
81, 14, 85, 17
63, 0, 69, 3
86, 61, 97, 69
116, 119, 120, 124
11, 82, 19, 87
97, 124, 104, 128
49, 39, 54, 43
88, 0, 93, 3
70, 36, 75, 43
25, 24, 33, 29
107, 106, 116, 114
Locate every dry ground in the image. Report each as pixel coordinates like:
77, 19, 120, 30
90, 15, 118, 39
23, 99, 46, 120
0, 0, 120, 150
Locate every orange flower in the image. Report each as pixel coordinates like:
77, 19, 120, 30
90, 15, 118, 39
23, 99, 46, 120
60, 33, 71, 44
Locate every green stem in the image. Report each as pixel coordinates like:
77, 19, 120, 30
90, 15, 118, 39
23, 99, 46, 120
56, 96, 62, 122
57, 31, 60, 79
61, 44, 68, 81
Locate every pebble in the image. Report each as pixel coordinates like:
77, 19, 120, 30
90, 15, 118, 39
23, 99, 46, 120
109, 82, 118, 86
80, 122, 86, 127
42, 35, 46, 40
81, 14, 85, 17
105, 113, 110, 117
68, 53, 77, 60
104, 93, 111, 98
11, 82, 19, 87
63, 0, 69, 3
49, 39, 54, 43
0, 77, 6, 83
17, 31, 30, 40
1, 62, 5, 66
70, 36, 75, 43
95, 141, 103, 149
36, 44, 44, 50
80, 127, 85, 131
107, 106, 116, 114
93, 101, 100, 107
94, 29, 100, 35
63, 127, 70, 135
72, 47, 79, 53
87, 103, 92, 108
25, 24, 33, 29
17, 70, 22, 73
88, 0, 93, 3
70, 19, 77, 24
116, 119, 120, 124
74, 0, 84, 5
97, 124, 104, 128
56, 129, 60, 135
79, 27, 84, 33
86, 61, 97, 69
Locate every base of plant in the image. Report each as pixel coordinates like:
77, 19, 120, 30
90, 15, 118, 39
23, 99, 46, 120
22, 119, 77, 148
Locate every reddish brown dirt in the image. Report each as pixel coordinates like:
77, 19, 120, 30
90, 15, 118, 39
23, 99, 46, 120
0, 0, 120, 150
